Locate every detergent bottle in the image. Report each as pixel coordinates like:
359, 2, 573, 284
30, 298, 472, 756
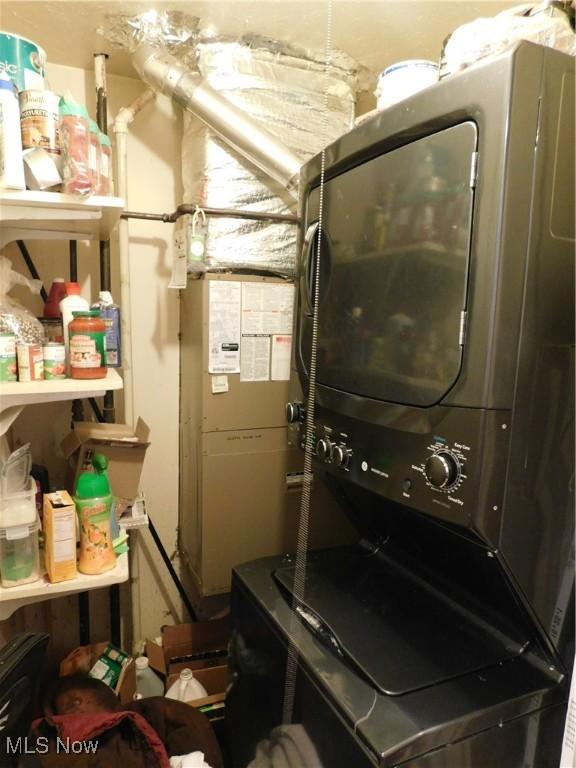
74, 453, 116, 575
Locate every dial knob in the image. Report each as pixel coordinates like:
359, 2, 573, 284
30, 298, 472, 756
286, 402, 306, 424
424, 451, 460, 490
332, 445, 352, 469
316, 439, 333, 462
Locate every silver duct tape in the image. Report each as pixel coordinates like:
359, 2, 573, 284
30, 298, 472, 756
99, 10, 200, 62
183, 41, 356, 276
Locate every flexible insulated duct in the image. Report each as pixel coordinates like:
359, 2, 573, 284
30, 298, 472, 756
132, 44, 302, 197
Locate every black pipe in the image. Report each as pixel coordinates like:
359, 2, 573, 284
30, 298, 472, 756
121, 205, 300, 225
69, 241, 78, 282
109, 584, 121, 646
16, 241, 47, 302
88, 398, 104, 422
148, 519, 198, 622
71, 400, 84, 427
78, 592, 91, 645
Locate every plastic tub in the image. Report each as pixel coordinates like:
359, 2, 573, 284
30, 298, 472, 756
376, 60, 438, 111
0, 517, 41, 588
0, 477, 37, 527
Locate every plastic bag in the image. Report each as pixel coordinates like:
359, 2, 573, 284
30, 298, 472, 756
0, 256, 44, 344
59, 92, 93, 196
440, 2, 576, 78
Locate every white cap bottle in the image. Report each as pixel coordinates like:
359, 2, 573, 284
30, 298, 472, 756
165, 667, 208, 702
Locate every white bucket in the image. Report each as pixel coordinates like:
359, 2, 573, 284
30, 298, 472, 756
376, 60, 438, 111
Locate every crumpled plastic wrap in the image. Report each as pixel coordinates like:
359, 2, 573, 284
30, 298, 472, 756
0, 256, 44, 344
181, 40, 357, 276
440, 1, 576, 78
101, 11, 359, 277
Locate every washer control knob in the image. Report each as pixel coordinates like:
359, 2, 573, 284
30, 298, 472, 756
286, 402, 306, 424
332, 445, 352, 469
424, 451, 460, 490
316, 439, 333, 462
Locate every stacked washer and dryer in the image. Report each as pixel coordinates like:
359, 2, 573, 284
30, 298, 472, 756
226, 42, 575, 768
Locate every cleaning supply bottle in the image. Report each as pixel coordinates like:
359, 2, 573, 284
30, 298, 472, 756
91, 291, 121, 367
74, 453, 116, 575
59, 282, 89, 372
44, 278, 67, 319
165, 668, 207, 702
135, 657, 164, 698
0, 74, 26, 190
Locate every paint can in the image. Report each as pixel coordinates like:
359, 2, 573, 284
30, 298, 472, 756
0, 333, 17, 381
17, 343, 44, 382
19, 89, 60, 160
0, 32, 46, 92
43, 342, 66, 379
375, 60, 438, 111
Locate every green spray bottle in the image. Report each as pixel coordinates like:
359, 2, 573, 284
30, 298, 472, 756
74, 453, 116, 575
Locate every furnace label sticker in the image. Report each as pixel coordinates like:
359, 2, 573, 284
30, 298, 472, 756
271, 335, 292, 381
241, 282, 295, 335
209, 281, 241, 373
240, 335, 271, 382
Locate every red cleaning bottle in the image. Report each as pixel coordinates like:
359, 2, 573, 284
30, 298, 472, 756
44, 278, 67, 319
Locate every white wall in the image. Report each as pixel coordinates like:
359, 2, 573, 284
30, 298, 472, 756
3, 61, 185, 649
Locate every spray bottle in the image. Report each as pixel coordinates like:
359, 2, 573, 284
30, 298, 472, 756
91, 291, 121, 367
74, 453, 116, 575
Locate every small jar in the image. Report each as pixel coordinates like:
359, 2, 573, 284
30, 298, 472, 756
69, 310, 107, 379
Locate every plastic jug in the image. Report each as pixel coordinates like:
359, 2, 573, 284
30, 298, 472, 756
135, 657, 164, 698
165, 668, 207, 702
74, 453, 116, 575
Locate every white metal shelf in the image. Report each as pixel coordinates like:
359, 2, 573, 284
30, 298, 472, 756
0, 553, 129, 620
0, 190, 125, 248
0, 369, 123, 435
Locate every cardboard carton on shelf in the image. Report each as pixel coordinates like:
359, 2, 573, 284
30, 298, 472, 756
59, 642, 136, 705
61, 418, 150, 503
145, 617, 229, 678
166, 664, 229, 717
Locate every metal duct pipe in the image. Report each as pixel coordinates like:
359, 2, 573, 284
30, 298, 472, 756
132, 44, 301, 198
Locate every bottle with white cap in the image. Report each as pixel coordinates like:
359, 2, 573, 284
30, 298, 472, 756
135, 656, 164, 698
165, 667, 208, 702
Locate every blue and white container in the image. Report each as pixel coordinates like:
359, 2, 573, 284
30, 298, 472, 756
92, 291, 121, 367
376, 60, 438, 111
0, 32, 46, 92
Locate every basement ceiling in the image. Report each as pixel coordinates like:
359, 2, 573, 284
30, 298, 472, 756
3, 0, 518, 87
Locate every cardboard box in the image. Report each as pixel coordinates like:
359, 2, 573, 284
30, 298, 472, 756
166, 664, 228, 714
145, 618, 229, 678
60, 642, 136, 705
61, 418, 150, 502
43, 491, 77, 583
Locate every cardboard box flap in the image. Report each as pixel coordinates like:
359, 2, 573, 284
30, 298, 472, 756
145, 618, 229, 676
62, 418, 150, 458
162, 617, 229, 657
61, 418, 151, 502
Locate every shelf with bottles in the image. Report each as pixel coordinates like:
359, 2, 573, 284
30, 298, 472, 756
0, 190, 125, 249
0, 369, 123, 436
0, 551, 129, 620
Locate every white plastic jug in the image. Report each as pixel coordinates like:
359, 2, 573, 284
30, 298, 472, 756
165, 668, 207, 702
135, 656, 164, 698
